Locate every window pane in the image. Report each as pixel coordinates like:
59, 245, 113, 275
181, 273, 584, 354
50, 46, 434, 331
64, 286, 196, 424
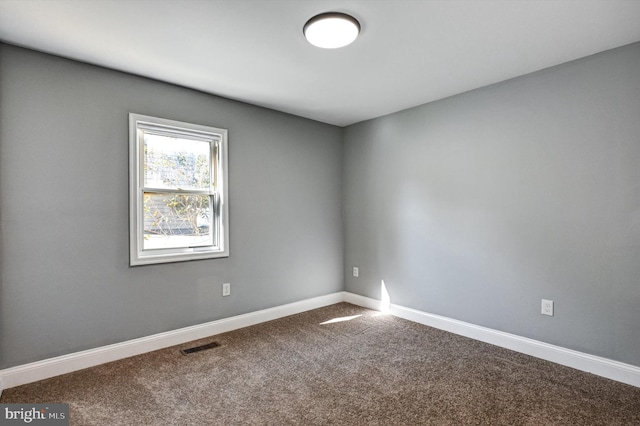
144, 132, 211, 191
143, 193, 213, 249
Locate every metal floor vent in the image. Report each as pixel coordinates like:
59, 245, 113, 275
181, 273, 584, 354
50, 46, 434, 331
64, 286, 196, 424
180, 341, 220, 355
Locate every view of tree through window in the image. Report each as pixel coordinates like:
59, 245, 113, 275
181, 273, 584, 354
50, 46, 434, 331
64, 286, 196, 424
142, 133, 215, 250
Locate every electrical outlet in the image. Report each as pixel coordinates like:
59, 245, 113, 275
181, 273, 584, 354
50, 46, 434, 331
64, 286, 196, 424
541, 299, 553, 316
222, 283, 231, 297
352, 267, 359, 277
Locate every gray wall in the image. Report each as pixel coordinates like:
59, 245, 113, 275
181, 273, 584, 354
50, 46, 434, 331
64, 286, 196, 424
0, 44, 343, 369
343, 42, 640, 366
2, 40, 639, 371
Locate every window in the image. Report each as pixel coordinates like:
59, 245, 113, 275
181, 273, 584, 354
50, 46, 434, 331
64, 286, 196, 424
129, 113, 229, 265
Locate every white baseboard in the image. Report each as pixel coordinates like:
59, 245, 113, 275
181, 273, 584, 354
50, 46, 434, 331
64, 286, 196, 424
343, 291, 383, 311
345, 293, 640, 388
1, 290, 638, 392
0, 292, 345, 391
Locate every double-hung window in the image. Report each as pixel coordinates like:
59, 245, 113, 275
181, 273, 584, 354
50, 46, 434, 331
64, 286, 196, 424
129, 113, 229, 265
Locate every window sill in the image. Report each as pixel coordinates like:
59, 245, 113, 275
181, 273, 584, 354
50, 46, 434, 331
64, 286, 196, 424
130, 249, 229, 266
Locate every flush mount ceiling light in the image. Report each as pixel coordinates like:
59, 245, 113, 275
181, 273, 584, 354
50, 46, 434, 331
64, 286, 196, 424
303, 12, 360, 49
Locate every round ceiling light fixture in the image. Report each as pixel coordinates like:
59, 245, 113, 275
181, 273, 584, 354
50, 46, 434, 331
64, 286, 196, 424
303, 12, 360, 49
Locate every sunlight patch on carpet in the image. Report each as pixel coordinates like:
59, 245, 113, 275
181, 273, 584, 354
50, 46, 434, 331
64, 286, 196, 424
319, 315, 362, 325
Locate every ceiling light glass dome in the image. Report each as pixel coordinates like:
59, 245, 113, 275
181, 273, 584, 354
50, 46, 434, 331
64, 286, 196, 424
304, 12, 360, 49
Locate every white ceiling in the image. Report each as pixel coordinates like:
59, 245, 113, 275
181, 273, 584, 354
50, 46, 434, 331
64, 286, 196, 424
1, 0, 639, 127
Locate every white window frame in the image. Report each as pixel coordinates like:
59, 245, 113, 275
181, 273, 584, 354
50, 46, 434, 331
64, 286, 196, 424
129, 113, 229, 265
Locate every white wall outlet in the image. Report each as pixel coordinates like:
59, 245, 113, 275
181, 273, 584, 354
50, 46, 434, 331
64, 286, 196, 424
222, 283, 231, 297
541, 299, 554, 316
352, 267, 359, 277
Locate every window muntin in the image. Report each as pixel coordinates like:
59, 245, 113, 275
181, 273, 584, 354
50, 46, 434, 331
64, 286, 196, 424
129, 113, 228, 265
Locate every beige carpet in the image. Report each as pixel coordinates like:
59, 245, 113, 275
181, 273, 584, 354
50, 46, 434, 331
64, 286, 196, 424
2, 303, 639, 425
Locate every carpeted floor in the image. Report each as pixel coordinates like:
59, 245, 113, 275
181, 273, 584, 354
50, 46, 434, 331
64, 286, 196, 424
2, 303, 640, 425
